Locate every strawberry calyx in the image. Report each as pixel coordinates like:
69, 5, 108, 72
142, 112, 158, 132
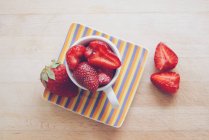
40, 59, 60, 87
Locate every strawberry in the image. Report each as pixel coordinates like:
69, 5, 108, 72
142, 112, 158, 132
154, 42, 178, 71
150, 72, 180, 94
40, 60, 78, 97
73, 62, 99, 92
66, 45, 86, 70
84, 46, 93, 58
89, 40, 111, 52
98, 72, 112, 86
88, 51, 121, 69
87, 40, 121, 69
97, 68, 115, 79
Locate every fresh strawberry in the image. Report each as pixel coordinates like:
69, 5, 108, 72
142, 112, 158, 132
66, 45, 86, 70
154, 42, 178, 71
89, 40, 115, 55
97, 68, 115, 78
89, 40, 111, 51
73, 62, 99, 92
150, 72, 180, 94
98, 72, 112, 86
40, 60, 78, 97
84, 46, 93, 58
86, 40, 121, 69
88, 51, 121, 69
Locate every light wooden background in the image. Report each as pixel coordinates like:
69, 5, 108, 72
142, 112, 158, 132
0, 0, 209, 139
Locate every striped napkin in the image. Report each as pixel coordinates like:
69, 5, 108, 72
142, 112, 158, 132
43, 23, 148, 128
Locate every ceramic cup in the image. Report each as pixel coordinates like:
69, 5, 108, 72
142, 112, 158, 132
65, 36, 121, 108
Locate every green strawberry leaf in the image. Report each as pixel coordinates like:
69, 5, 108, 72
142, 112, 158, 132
41, 72, 48, 82
51, 59, 60, 68
41, 79, 47, 87
46, 69, 55, 80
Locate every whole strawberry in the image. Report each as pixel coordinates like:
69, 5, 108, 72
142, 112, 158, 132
73, 62, 99, 92
97, 68, 114, 86
40, 60, 78, 97
98, 72, 112, 86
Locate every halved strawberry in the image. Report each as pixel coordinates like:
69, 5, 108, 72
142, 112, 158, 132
84, 46, 93, 58
87, 40, 121, 69
88, 51, 121, 69
154, 42, 178, 71
89, 40, 114, 55
66, 45, 86, 70
89, 40, 111, 51
150, 72, 180, 94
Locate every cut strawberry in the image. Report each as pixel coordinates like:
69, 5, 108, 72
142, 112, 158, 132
150, 72, 180, 94
84, 46, 93, 58
89, 40, 111, 51
89, 40, 114, 55
88, 51, 121, 69
87, 40, 121, 69
66, 45, 86, 70
154, 42, 178, 71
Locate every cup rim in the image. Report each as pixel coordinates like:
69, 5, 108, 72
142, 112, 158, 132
65, 35, 121, 91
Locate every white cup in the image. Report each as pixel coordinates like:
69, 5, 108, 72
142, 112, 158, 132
65, 36, 121, 108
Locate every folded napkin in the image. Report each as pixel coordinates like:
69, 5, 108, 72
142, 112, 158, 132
43, 23, 148, 128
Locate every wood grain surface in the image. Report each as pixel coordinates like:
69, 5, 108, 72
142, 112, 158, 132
0, 0, 209, 139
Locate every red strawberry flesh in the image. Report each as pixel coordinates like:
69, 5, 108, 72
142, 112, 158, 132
66, 45, 86, 70
150, 72, 180, 94
87, 40, 121, 69
154, 42, 178, 71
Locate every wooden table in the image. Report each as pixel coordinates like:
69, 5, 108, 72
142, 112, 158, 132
1, 0, 209, 139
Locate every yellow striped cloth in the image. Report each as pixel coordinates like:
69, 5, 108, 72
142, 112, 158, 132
43, 23, 148, 128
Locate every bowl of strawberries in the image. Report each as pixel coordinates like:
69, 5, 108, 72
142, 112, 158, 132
65, 36, 122, 108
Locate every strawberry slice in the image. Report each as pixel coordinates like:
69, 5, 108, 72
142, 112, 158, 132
88, 51, 121, 69
87, 40, 121, 69
84, 46, 93, 58
89, 40, 115, 55
89, 40, 112, 52
66, 45, 86, 70
150, 72, 180, 94
154, 42, 178, 71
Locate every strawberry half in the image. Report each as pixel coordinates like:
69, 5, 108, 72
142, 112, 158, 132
84, 46, 93, 58
40, 60, 78, 97
154, 42, 178, 71
66, 45, 86, 70
150, 72, 180, 94
87, 40, 121, 69
88, 51, 121, 69
73, 62, 99, 92
89, 40, 112, 52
